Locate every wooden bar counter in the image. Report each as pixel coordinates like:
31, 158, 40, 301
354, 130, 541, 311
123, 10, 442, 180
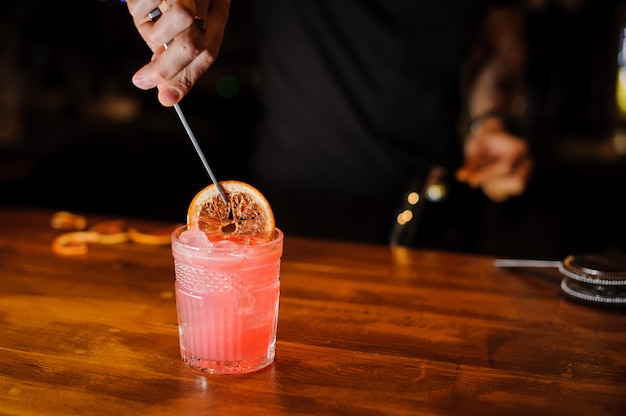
1, 205, 625, 415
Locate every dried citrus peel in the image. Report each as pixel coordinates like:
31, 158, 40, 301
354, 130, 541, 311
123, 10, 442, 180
128, 225, 180, 245
50, 211, 87, 230
89, 220, 129, 244
50, 212, 178, 255
51, 231, 102, 255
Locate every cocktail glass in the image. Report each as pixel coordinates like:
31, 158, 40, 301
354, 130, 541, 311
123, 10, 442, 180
171, 226, 283, 374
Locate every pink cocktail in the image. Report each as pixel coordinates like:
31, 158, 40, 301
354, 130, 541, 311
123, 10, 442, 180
171, 226, 283, 374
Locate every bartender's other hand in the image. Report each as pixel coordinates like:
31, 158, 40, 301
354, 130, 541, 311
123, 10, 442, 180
455, 117, 533, 202
125, 0, 230, 106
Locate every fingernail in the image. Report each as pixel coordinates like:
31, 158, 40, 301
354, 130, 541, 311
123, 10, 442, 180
133, 76, 154, 90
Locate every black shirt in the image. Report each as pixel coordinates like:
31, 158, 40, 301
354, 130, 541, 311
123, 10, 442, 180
249, 0, 515, 243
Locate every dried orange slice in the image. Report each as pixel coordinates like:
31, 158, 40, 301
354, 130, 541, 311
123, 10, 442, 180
187, 180, 275, 240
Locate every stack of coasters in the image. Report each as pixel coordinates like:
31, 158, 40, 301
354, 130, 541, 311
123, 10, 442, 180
558, 253, 626, 306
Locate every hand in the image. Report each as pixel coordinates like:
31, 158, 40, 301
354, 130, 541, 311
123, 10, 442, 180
124, 0, 231, 106
455, 117, 533, 202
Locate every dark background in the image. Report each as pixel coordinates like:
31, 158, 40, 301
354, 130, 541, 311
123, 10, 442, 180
1, 0, 625, 259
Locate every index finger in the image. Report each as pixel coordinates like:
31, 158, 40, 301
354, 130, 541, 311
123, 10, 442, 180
125, 0, 165, 25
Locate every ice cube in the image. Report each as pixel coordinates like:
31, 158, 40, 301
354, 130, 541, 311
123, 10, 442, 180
179, 229, 211, 248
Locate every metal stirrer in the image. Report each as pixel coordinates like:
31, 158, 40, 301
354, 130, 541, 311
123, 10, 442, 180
493, 259, 561, 268
161, 34, 227, 203
172, 103, 227, 203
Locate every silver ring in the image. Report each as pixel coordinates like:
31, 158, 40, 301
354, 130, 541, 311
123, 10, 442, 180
148, 7, 162, 22
193, 16, 207, 34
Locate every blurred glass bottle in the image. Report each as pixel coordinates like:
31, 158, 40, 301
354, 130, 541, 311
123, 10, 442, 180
613, 0, 626, 154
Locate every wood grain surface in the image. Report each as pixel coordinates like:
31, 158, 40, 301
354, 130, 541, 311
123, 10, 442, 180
1, 205, 625, 415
